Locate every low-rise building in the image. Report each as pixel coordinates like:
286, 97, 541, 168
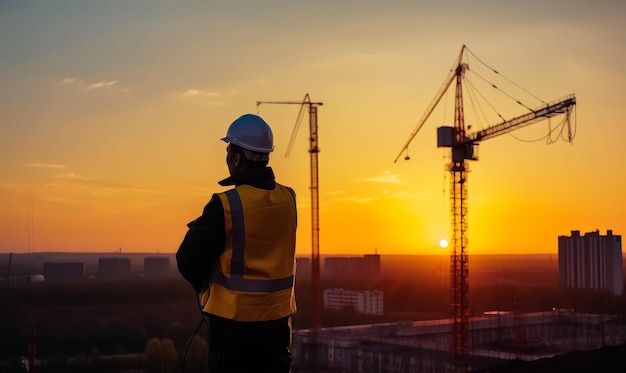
324, 288, 384, 316
144, 256, 171, 277
43, 261, 84, 281
99, 257, 131, 279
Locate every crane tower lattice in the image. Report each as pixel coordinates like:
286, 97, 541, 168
257, 94, 324, 370
395, 45, 576, 371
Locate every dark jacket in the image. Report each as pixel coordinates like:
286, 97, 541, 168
176, 166, 277, 292
176, 166, 293, 372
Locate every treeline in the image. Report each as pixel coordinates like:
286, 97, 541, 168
0, 278, 203, 358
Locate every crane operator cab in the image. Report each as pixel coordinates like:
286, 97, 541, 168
437, 126, 479, 162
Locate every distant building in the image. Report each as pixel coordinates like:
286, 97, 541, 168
558, 230, 623, 295
295, 257, 311, 281
323, 288, 383, 316
144, 256, 170, 277
325, 254, 381, 279
43, 261, 84, 281
99, 257, 131, 279
4, 274, 45, 284
363, 254, 381, 274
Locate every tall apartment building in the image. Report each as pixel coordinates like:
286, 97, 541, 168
558, 230, 623, 295
323, 288, 384, 316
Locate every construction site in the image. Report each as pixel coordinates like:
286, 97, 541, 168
262, 46, 624, 372
5, 45, 624, 373
291, 311, 626, 372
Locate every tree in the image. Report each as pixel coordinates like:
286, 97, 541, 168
182, 336, 208, 373
165, 321, 186, 351
144, 337, 162, 373
161, 338, 179, 373
89, 348, 100, 363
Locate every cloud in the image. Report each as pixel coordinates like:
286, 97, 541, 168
87, 80, 117, 90
352, 197, 375, 203
61, 77, 79, 85
52, 173, 156, 192
181, 89, 220, 98
176, 88, 230, 106
326, 190, 347, 196
54, 173, 82, 180
392, 191, 432, 200
362, 171, 406, 184
59, 77, 122, 92
333, 195, 376, 204
25, 163, 68, 169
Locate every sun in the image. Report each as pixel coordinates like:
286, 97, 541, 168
439, 239, 449, 248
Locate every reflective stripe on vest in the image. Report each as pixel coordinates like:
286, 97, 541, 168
210, 188, 295, 293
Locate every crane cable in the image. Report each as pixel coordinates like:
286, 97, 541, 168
181, 291, 209, 373
463, 76, 492, 131
505, 105, 577, 144
285, 97, 309, 157
465, 47, 546, 105
467, 69, 535, 112
462, 50, 577, 146
394, 48, 465, 163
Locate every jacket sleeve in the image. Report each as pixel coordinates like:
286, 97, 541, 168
176, 194, 226, 292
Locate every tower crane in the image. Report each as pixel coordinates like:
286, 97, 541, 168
256, 94, 324, 333
394, 45, 576, 371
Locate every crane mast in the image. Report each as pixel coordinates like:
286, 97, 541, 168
256, 94, 324, 370
309, 105, 321, 333
396, 46, 576, 372
450, 61, 471, 370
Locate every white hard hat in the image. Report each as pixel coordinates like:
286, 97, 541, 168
221, 114, 275, 154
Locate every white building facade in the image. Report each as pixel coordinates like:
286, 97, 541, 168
323, 288, 384, 316
558, 230, 623, 295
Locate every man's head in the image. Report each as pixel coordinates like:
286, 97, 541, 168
222, 114, 274, 175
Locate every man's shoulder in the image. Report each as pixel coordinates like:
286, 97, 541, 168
203, 193, 225, 211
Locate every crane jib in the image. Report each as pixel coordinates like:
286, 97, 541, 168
468, 94, 576, 144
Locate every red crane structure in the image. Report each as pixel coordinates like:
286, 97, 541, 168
395, 45, 576, 371
256, 94, 324, 368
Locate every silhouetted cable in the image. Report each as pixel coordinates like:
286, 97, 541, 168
466, 46, 546, 105
467, 69, 535, 112
181, 291, 209, 373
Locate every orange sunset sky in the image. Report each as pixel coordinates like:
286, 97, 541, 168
1, 1, 625, 256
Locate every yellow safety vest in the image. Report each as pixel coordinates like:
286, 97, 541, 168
201, 184, 297, 321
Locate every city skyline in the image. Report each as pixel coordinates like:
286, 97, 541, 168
1, 1, 625, 256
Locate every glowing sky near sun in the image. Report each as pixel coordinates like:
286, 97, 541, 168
1, 1, 625, 255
